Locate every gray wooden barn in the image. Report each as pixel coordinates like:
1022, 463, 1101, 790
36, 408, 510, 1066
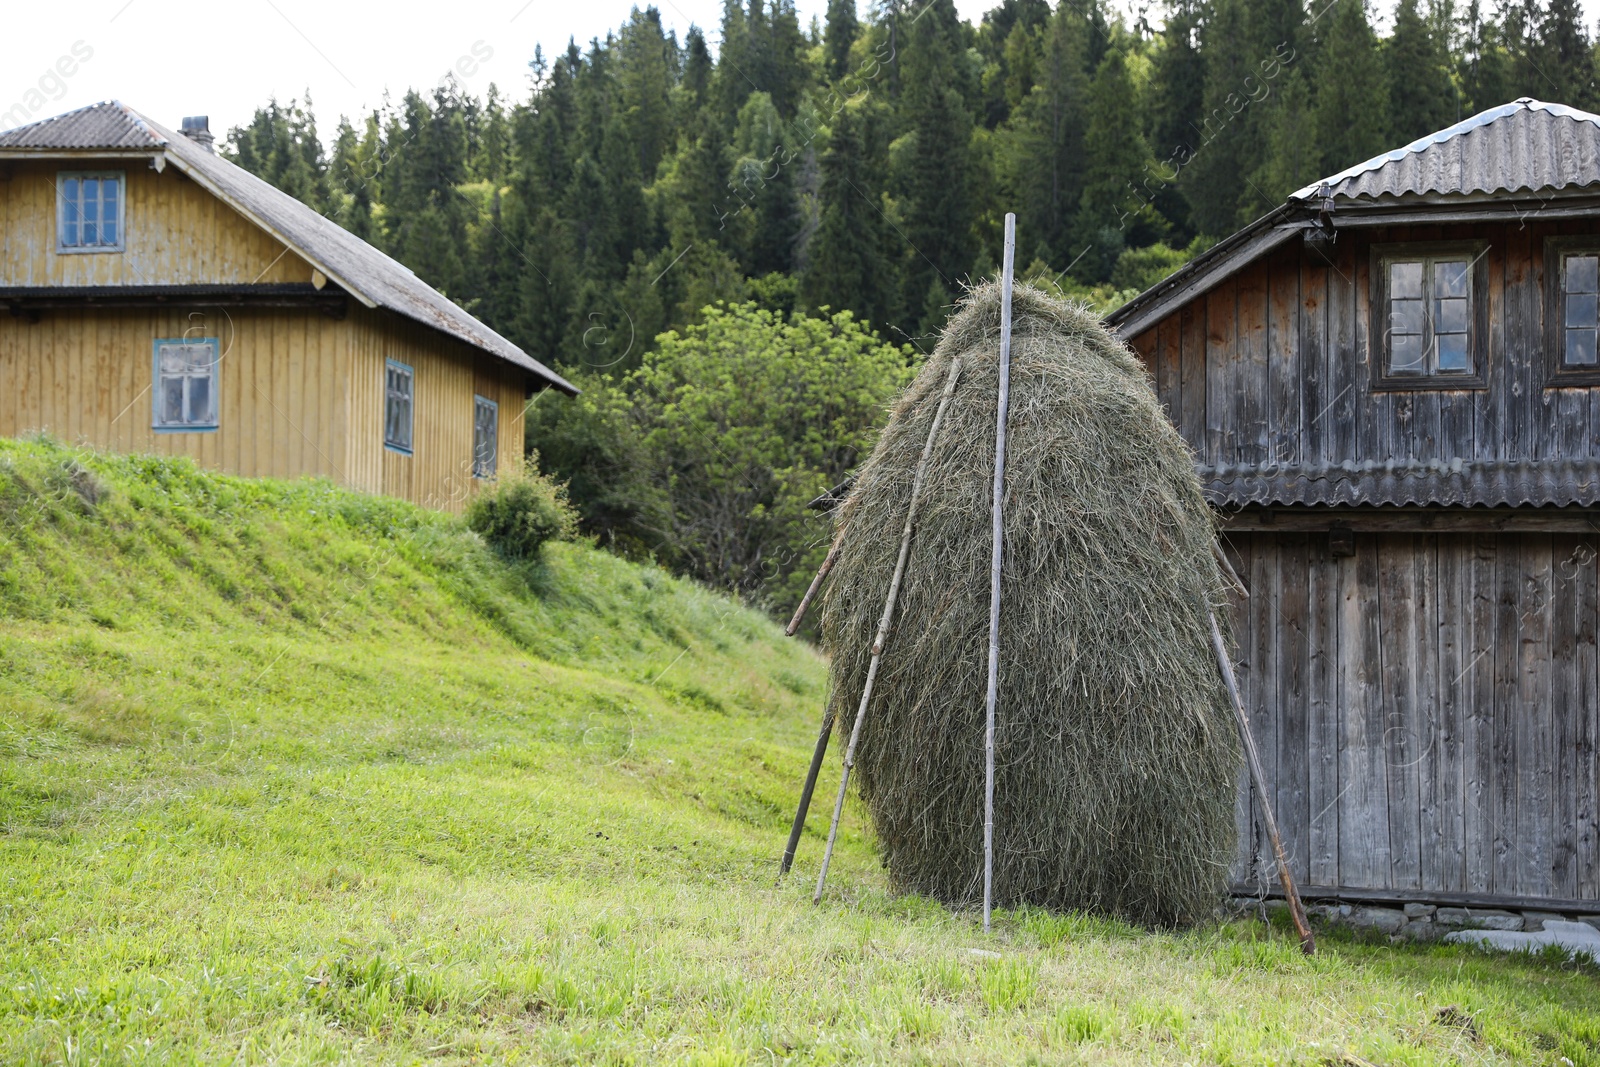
1111, 98, 1600, 913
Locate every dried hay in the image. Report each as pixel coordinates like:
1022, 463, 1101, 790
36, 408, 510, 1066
820, 282, 1238, 927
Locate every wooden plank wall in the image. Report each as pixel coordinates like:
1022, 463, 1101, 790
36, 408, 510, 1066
345, 306, 527, 512
1134, 220, 1600, 467
0, 307, 348, 482
0, 160, 313, 287
1224, 531, 1600, 903
0, 304, 526, 513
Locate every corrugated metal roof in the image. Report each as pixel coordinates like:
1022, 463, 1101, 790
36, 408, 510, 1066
1199, 459, 1600, 509
0, 101, 163, 150
1290, 98, 1600, 202
0, 102, 575, 395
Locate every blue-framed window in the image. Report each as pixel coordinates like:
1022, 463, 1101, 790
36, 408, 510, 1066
472, 395, 498, 478
58, 171, 124, 251
384, 359, 414, 454
152, 338, 219, 431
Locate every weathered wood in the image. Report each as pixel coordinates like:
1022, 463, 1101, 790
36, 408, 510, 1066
1238, 261, 1270, 467
778, 704, 833, 878
787, 529, 844, 636
1299, 256, 1329, 466
1377, 535, 1422, 889
1179, 303, 1207, 453
1340, 536, 1391, 888
982, 213, 1018, 933
1277, 533, 1311, 880
1428, 534, 1467, 892
1517, 535, 1554, 896
1210, 610, 1316, 953
1205, 282, 1237, 467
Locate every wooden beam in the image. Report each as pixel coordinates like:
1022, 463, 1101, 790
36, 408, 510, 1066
1236, 882, 1600, 914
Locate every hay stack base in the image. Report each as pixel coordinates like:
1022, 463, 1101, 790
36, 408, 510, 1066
820, 282, 1238, 928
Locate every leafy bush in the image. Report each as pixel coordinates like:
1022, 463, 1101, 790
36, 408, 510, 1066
465, 458, 578, 560
530, 302, 915, 615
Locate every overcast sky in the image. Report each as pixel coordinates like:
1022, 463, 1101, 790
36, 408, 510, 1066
2, 0, 1595, 144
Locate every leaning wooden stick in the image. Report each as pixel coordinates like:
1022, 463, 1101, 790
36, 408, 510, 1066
1208, 610, 1316, 954
778, 699, 834, 878
1212, 541, 1249, 598
813, 354, 965, 904
786, 528, 846, 636
982, 211, 1018, 933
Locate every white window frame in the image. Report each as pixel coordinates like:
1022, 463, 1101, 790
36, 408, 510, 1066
473, 394, 499, 479
57, 170, 125, 253
384, 359, 414, 455
151, 338, 220, 432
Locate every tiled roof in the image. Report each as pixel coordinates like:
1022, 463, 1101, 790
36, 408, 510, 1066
0, 102, 575, 394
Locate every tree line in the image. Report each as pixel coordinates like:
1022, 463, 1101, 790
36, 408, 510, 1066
226, 0, 1600, 611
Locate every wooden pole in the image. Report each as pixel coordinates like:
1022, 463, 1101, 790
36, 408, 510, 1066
982, 213, 1017, 933
786, 528, 845, 637
813, 354, 965, 904
778, 700, 833, 877
1208, 610, 1316, 954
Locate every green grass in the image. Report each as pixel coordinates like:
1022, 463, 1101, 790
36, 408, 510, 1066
1, 436, 1597, 1066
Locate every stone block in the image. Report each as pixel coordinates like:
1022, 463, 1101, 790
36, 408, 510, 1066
1579, 915, 1600, 934
1400, 917, 1441, 941
1348, 906, 1408, 935
1436, 908, 1523, 931
1520, 911, 1568, 932
1445, 921, 1600, 961
1403, 902, 1436, 919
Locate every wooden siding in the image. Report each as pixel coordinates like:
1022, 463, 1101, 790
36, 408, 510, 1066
345, 306, 527, 510
0, 159, 314, 287
1225, 531, 1600, 904
1131, 219, 1600, 468
0, 304, 527, 512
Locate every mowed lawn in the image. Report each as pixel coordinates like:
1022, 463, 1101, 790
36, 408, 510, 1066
0, 440, 1596, 1066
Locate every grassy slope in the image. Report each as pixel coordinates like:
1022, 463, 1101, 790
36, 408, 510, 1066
0, 439, 1595, 1067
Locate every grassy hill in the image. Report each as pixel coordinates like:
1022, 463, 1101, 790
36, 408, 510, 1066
0, 437, 1596, 1066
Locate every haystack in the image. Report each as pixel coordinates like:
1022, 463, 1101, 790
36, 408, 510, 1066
819, 282, 1238, 927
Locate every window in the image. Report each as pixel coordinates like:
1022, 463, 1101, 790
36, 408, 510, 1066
152, 339, 219, 431
58, 171, 123, 251
1371, 243, 1486, 388
385, 360, 413, 454
473, 395, 498, 478
1546, 238, 1600, 383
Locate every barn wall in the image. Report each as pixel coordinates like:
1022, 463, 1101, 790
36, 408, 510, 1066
1134, 219, 1600, 469
1224, 530, 1600, 905
0, 159, 315, 287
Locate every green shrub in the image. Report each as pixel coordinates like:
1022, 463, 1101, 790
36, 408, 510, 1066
465, 459, 578, 560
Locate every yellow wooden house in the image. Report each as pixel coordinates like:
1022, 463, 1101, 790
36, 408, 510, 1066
0, 101, 575, 510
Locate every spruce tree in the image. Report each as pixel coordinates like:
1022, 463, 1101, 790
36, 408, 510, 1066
825, 0, 860, 82
895, 0, 977, 335
1386, 0, 1458, 140
1310, 0, 1390, 176
802, 104, 892, 326
1074, 50, 1155, 281
1002, 0, 1089, 266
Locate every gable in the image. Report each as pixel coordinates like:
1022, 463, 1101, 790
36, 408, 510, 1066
0, 159, 315, 288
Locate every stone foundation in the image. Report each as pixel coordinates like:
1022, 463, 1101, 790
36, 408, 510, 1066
1230, 897, 1600, 944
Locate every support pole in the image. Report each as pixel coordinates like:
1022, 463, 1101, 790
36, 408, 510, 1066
778, 701, 834, 877
1208, 610, 1316, 955
786, 528, 845, 637
982, 212, 1017, 933
813, 354, 965, 904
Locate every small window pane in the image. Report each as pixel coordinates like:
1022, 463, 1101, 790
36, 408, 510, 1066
1391, 332, 1425, 373
1390, 297, 1425, 339
1567, 328, 1598, 366
1391, 261, 1424, 298
1436, 296, 1469, 334
1568, 254, 1599, 294
187, 376, 211, 424
161, 378, 185, 424
385, 362, 413, 451
1436, 333, 1470, 371
1434, 259, 1470, 298
1567, 292, 1598, 329
473, 396, 498, 478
